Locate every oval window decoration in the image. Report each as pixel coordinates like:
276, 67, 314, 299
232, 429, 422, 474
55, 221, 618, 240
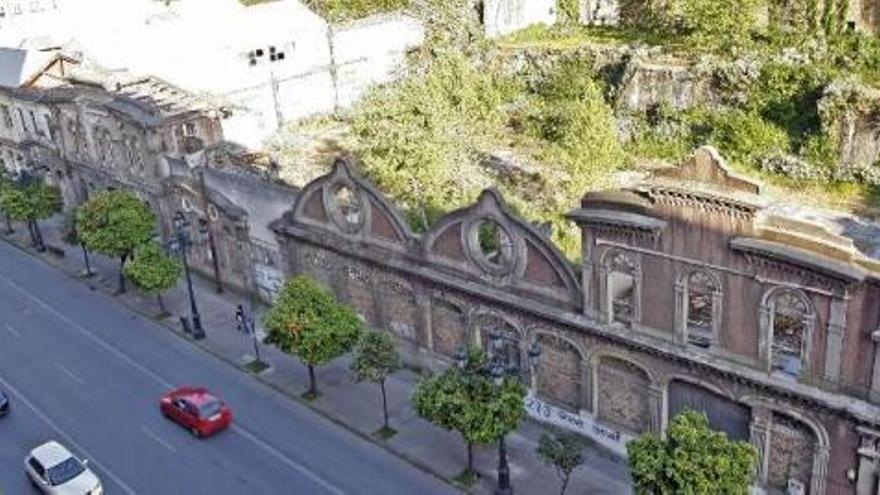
470, 218, 515, 274
330, 182, 364, 232
207, 204, 220, 222
181, 197, 193, 212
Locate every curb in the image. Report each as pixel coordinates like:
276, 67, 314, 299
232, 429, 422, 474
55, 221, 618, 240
1, 234, 467, 494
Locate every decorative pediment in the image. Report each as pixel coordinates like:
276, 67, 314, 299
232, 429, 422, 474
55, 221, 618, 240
287, 157, 414, 249
423, 188, 581, 305
653, 146, 762, 195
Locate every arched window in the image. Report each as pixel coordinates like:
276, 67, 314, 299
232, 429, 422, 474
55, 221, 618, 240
686, 270, 720, 348
605, 250, 638, 326
770, 290, 812, 378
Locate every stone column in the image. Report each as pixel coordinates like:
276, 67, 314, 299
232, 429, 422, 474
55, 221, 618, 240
415, 292, 434, 353
710, 289, 723, 350
822, 297, 847, 386
810, 445, 829, 495
597, 264, 611, 324
582, 230, 595, 317
647, 384, 664, 433
758, 303, 772, 372
580, 359, 592, 415
673, 278, 687, 345
633, 264, 643, 325
749, 410, 772, 485
871, 330, 880, 404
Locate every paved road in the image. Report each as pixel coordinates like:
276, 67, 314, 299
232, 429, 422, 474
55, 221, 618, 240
0, 241, 456, 495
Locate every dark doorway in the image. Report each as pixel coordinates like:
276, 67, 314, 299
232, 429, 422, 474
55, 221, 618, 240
668, 380, 751, 441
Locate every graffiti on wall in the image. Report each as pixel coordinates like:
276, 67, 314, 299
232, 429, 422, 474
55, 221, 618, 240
525, 395, 632, 457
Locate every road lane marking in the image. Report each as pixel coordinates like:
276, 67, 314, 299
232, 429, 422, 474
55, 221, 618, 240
57, 364, 84, 385
0, 271, 175, 390
232, 424, 345, 495
4, 324, 19, 338
0, 270, 344, 495
0, 375, 137, 495
141, 427, 177, 453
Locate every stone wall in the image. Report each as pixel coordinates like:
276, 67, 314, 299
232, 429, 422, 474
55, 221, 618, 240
270, 156, 880, 493
819, 81, 880, 181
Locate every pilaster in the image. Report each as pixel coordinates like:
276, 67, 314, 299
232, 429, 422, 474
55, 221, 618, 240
749, 409, 772, 484
673, 278, 687, 345
822, 297, 847, 386
415, 291, 434, 353
810, 445, 829, 495
871, 330, 880, 403
647, 385, 664, 433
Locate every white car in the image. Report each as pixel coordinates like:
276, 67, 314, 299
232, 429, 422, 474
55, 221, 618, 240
24, 441, 103, 495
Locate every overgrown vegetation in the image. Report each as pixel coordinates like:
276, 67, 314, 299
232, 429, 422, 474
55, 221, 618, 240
272, 0, 880, 257
304, 0, 410, 21
352, 11, 625, 255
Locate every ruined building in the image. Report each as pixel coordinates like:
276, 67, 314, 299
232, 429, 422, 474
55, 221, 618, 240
2, 79, 880, 494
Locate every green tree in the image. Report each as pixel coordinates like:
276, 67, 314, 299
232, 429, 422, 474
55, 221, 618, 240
350, 330, 403, 434
0, 176, 62, 251
263, 275, 363, 399
627, 410, 757, 495
0, 170, 15, 234
76, 190, 156, 293
536, 429, 586, 495
124, 241, 181, 314
412, 350, 526, 477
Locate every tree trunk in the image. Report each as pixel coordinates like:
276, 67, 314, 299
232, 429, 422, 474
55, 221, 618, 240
4, 214, 12, 234
560, 474, 570, 495
157, 294, 166, 313
307, 364, 317, 395
32, 221, 45, 251
466, 442, 474, 474
118, 255, 127, 293
81, 245, 92, 277
380, 379, 389, 430
26, 221, 37, 248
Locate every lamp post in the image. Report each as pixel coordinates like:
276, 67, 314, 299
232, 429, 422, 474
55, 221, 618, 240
171, 211, 205, 339
454, 330, 542, 495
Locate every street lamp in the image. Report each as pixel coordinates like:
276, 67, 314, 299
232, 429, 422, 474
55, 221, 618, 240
456, 329, 542, 495
171, 211, 206, 339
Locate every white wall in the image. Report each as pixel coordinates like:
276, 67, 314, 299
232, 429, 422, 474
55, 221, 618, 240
484, 0, 557, 38
331, 14, 424, 109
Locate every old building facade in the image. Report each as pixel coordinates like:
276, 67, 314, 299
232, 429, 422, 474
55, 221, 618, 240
0, 78, 297, 300
271, 151, 880, 495
4, 75, 880, 494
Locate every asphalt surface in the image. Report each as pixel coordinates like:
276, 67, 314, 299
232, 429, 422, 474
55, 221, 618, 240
0, 240, 456, 495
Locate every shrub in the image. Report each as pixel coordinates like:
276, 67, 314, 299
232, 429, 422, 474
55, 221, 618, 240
706, 109, 790, 168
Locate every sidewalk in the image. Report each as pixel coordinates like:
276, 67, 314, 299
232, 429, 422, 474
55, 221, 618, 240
8, 217, 633, 495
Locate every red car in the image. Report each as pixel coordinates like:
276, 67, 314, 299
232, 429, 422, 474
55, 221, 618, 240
160, 387, 233, 438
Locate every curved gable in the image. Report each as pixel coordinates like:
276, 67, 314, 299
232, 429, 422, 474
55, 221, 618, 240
288, 157, 414, 249
423, 188, 581, 306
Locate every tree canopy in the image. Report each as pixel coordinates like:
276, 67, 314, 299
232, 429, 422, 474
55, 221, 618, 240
264, 275, 363, 395
351, 330, 402, 385
351, 329, 403, 432
124, 241, 181, 296
627, 410, 757, 495
536, 429, 586, 495
0, 178, 62, 223
76, 190, 156, 260
412, 349, 526, 472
